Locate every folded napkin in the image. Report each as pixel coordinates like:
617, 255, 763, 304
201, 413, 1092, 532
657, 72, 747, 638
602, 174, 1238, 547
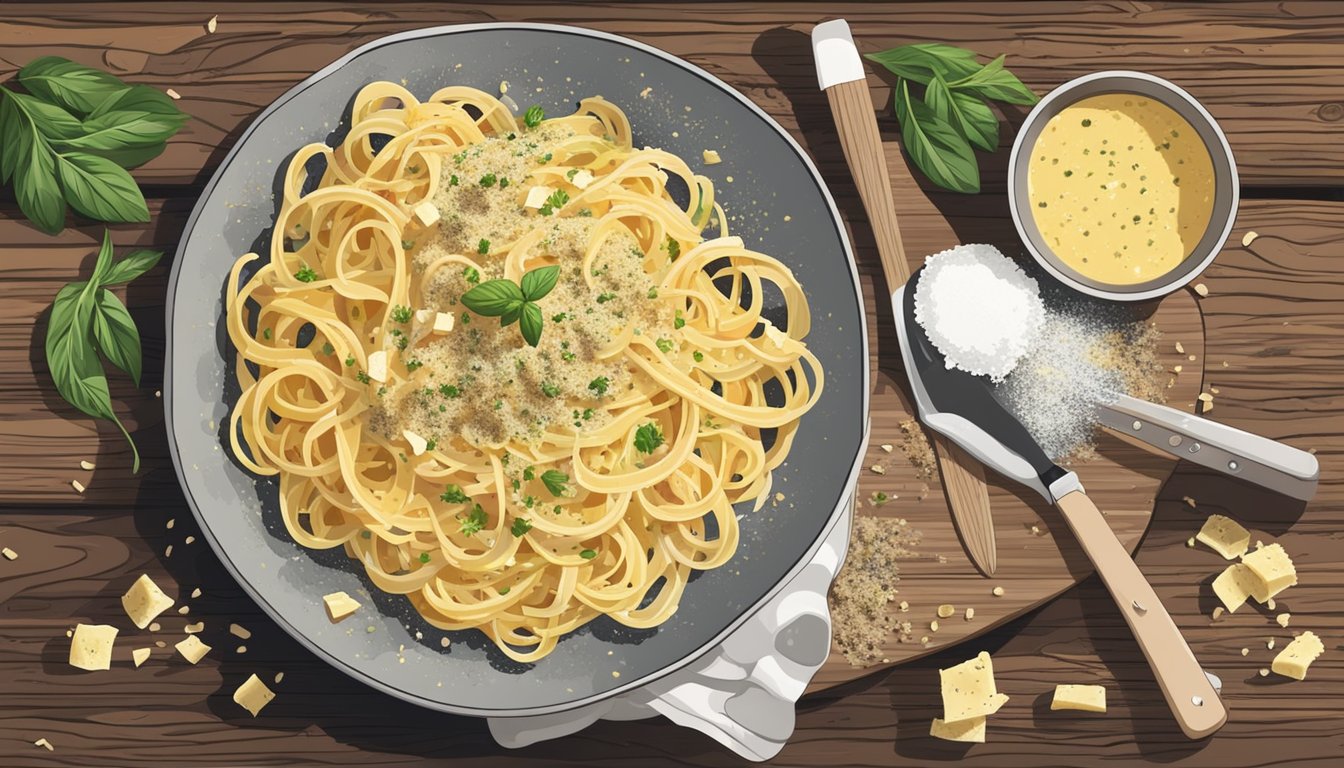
488, 479, 856, 762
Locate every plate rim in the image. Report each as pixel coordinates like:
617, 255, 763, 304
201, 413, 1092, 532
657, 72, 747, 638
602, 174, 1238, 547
164, 21, 869, 717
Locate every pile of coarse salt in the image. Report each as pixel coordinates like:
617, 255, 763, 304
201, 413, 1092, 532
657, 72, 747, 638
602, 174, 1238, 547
914, 244, 1045, 381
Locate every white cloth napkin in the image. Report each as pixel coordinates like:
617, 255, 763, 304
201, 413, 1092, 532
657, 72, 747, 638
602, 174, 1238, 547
488, 487, 855, 761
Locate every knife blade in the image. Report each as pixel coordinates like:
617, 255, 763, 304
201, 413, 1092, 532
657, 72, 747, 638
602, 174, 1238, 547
812, 18, 998, 575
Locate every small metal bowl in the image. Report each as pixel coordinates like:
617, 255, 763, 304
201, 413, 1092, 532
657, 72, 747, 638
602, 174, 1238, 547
1008, 71, 1238, 302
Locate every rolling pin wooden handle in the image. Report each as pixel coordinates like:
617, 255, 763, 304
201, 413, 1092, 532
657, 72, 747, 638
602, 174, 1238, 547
1054, 490, 1227, 739
825, 77, 999, 575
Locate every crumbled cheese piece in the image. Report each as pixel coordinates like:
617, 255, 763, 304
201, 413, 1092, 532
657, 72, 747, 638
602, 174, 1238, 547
34, 738, 54, 751
1259, 668, 1269, 677
1268, 638, 1276, 650
323, 591, 361, 622
1051, 684, 1106, 713
122, 573, 176, 629
571, 169, 595, 189
413, 201, 440, 228
433, 312, 455, 334
1, 547, 16, 561
898, 600, 910, 612
1241, 543, 1297, 602
702, 149, 723, 165
176, 604, 188, 614
1212, 563, 1259, 613
930, 620, 941, 632
72, 479, 86, 493
184, 622, 205, 634
1271, 631, 1324, 680
274, 672, 285, 684
940, 651, 1010, 723
1196, 514, 1251, 560
191, 587, 202, 598
638, 86, 652, 98
80, 460, 96, 470
1268, 598, 1277, 610
930, 716, 985, 743
1186, 537, 1195, 548
233, 673, 276, 717
1175, 341, 1185, 354
1277, 613, 1291, 628
1242, 231, 1258, 247
367, 350, 388, 383
166, 88, 182, 100
69, 624, 118, 671
175, 635, 211, 664
206, 15, 218, 33
991, 586, 1005, 597
236, 645, 248, 654
763, 322, 789, 349
1193, 283, 1209, 297
524, 185, 554, 209
880, 444, 893, 452
149, 622, 161, 632
1211, 606, 1224, 620
870, 464, 885, 475
132, 647, 152, 667
402, 430, 428, 456
1241, 647, 1249, 656
964, 608, 975, 621
937, 604, 956, 619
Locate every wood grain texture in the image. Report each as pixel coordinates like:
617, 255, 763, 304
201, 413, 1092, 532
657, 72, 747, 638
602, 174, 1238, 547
0, 3, 1342, 768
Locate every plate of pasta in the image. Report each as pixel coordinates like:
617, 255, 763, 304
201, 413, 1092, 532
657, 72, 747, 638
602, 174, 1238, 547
167, 23, 866, 716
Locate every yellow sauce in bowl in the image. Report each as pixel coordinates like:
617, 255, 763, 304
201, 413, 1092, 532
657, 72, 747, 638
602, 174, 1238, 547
1027, 94, 1215, 285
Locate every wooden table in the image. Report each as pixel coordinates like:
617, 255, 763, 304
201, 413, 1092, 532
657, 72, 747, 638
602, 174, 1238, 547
1, 3, 1340, 766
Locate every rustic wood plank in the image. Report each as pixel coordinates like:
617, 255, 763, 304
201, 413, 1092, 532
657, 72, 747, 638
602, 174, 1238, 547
0, 2, 1340, 187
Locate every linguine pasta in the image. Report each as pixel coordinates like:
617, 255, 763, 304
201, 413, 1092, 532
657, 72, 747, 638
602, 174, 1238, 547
226, 82, 822, 662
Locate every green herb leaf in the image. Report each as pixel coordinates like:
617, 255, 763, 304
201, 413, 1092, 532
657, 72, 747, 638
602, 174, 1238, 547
390, 304, 412, 323
91, 288, 142, 385
100, 249, 162, 286
477, 238, 490, 255
894, 80, 979, 194
925, 73, 999, 152
87, 84, 184, 121
519, 265, 560, 301
947, 54, 1039, 105
12, 123, 65, 233
588, 376, 609, 396
519, 302, 543, 347
499, 299, 525, 327
461, 279, 524, 316
540, 470, 569, 496
18, 57, 127, 115
634, 422, 664, 454
440, 484, 470, 503
459, 503, 488, 536
864, 43, 982, 86
579, 549, 597, 560
511, 517, 533, 537
5, 90, 83, 140
55, 151, 150, 223
523, 105, 545, 128
0, 96, 26, 184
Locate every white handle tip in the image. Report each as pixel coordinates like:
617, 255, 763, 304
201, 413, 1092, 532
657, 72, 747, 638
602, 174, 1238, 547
812, 19, 866, 91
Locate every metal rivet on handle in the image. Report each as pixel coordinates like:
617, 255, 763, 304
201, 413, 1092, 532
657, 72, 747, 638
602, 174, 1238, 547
1132, 420, 1142, 430
1192, 696, 1204, 707
1168, 435, 1182, 447
1132, 600, 1147, 614
1189, 442, 1201, 453
1228, 460, 1239, 471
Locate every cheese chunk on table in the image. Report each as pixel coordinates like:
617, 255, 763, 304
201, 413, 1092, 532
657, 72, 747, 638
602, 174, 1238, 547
1212, 562, 1260, 613
1196, 515, 1251, 560
122, 573, 176, 629
322, 590, 361, 622
69, 624, 118, 671
1051, 684, 1107, 713
233, 673, 277, 717
1241, 543, 1297, 602
940, 651, 1010, 723
930, 716, 986, 743
1272, 631, 1324, 680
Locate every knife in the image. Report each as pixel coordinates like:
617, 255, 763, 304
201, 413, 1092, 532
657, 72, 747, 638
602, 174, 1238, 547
895, 272, 1226, 739
812, 19, 998, 575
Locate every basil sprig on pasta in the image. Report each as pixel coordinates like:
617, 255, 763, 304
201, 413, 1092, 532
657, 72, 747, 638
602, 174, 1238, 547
460, 265, 559, 347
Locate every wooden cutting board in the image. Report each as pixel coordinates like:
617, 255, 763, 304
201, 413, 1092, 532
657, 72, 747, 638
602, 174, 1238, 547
809, 286, 1205, 691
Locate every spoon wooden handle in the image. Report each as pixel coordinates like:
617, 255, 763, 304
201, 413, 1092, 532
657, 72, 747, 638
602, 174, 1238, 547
1055, 489, 1227, 739
823, 76, 999, 575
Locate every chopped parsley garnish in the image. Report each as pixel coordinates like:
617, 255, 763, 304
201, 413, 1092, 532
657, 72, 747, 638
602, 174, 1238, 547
440, 484, 470, 503
419, 552, 431, 563
541, 382, 561, 398
395, 335, 409, 350
541, 470, 569, 496
405, 358, 423, 372
321, 342, 334, 355
674, 311, 686, 329
692, 351, 704, 362
356, 371, 371, 384
647, 287, 659, 299
579, 549, 597, 560
871, 491, 889, 506
588, 376, 610, 396
477, 239, 490, 255
440, 383, 460, 398
261, 327, 272, 340
377, 386, 387, 398
461, 267, 480, 286
582, 408, 594, 420
511, 518, 532, 537
401, 239, 415, 250
449, 174, 459, 186
407, 164, 421, 174
391, 305, 412, 323
425, 439, 437, 451
295, 263, 318, 282
596, 292, 616, 303
494, 399, 503, 410
523, 466, 536, 481
656, 338, 674, 353
499, 586, 511, 595
634, 422, 664, 454
459, 504, 488, 535
666, 236, 681, 261
561, 350, 577, 362
551, 312, 568, 323
536, 152, 553, 163
523, 105, 545, 128
479, 173, 497, 188
345, 355, 356, 367
538, 188, 569, 216
499, 177, 510, 189
461, 312, 471, 325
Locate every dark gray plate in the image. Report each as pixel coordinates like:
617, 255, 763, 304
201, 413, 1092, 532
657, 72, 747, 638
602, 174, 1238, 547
166, 23, 867, 717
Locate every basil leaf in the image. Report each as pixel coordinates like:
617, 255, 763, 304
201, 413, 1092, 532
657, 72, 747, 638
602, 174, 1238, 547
0, 96, 24, 184
101, 249, 163, 286
4, 90, 84, 140
948, 55, 1038, 106
864, 43, 982, 86
926, 74, 999, 152
55, 151, 150, 223
87, 84, 184, 121
519, 265, 560, 301
519, 302, 543, 347
13, 128, 65, 234
461, 279, 524, 316
499, 300, 525, 327
91, 288, 142, 386
895, 80, 979, 194
59, 109, 185, 154
87, 229, 117, 289
540, 470, 568, 496
19, 56, 127, 116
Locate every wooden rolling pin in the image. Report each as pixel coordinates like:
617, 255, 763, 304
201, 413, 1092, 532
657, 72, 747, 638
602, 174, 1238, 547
812, 19, 998, 575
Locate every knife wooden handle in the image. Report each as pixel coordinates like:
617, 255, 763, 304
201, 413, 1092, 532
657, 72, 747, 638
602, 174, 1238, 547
824, 77, 999, 575
1055, 489, 1227, 739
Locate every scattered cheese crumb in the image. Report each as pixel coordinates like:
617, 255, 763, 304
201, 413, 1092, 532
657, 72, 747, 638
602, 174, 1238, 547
233, 673, 276, 717
1182, 496, 1197, 508
1277, 613, 1291, 628
880, 443, 893, 452
206, 15, 218, 33
412, 201, 440, 227
1051, 684, 1107, 713
402, 430, 429, 456
1267, 638, 1276, 650
571, 169, 595, 189
991, 586, 1005, 597
930, 620, 941, 632
1175, 341, 1185, 354
322, 591, 362, 623
191, 587, 202, 599
1193, 283, 1209, 297
870, 464, 885, 475
80, 460, 96, 470
1211, 606, 1224, 620
1240, 647, 1249, 656
1196, 514, 1251, 559
230, 624, 251, 639
149, 622, 161, 632
176, 604, 188, 614
440, 637, 451, 648
236, 645, 247, 654
69, 624, 118, 671
1259, 668, 1269, 677
937, 604, 956, 619
132, 647, 152, 667
1, 547, 16, 561
184, 622, 205, 634
274, 672, 285, 684
638, 86, 652, 98
166, 88, 182, 100
71, 479, 86, 493
1186, 537, 1195, 548
122, 573, 176, 629
368, 350, 388, 383
524, 185, 554, 209
898, 600, 910, 612
34, 738, 53, 751
964, 608, 975, 621
702, 149, 722, 165
1241, 231, 1258, 247
1268, 598, 1277, 611
175, 635, 211, 664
